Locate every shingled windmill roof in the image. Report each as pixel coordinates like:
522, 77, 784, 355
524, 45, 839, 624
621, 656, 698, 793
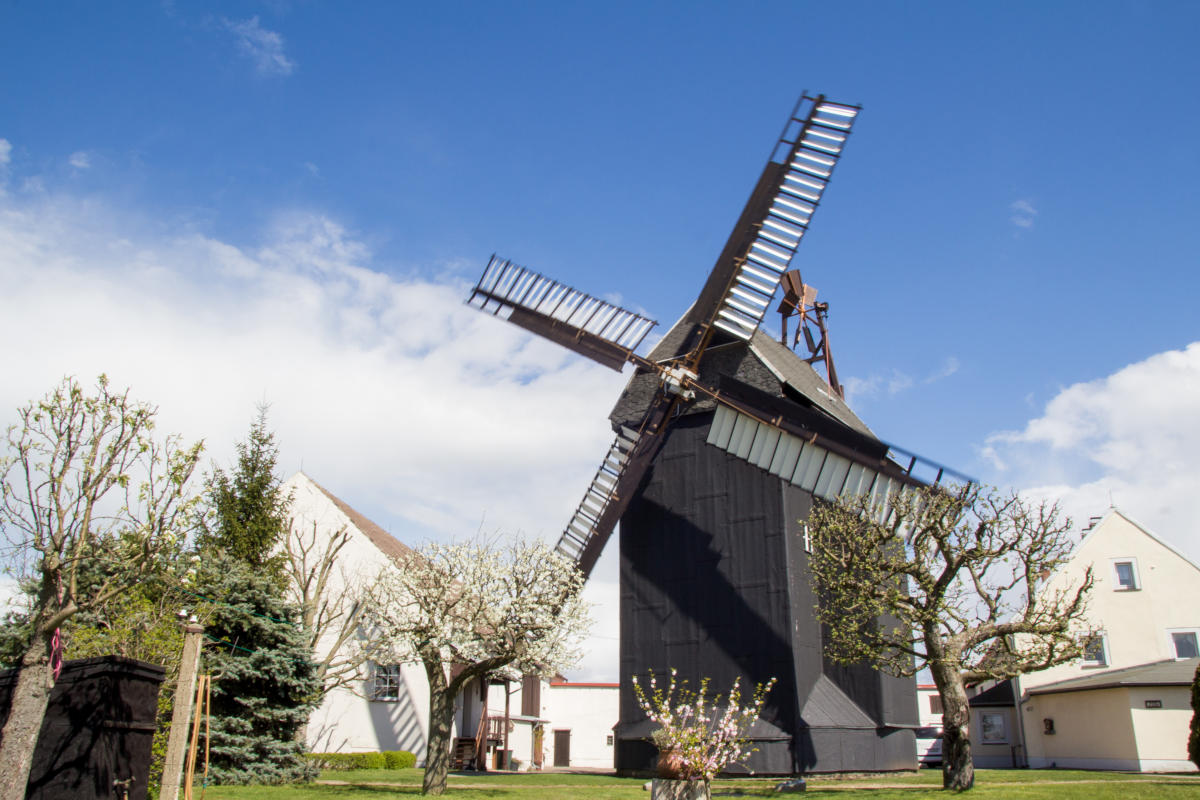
609, 314, 873, 438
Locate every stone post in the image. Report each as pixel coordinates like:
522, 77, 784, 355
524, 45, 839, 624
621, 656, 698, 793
159, 622, 204, 800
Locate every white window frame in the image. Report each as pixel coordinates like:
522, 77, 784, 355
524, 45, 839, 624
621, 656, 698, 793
372, 663, 403, 701
1110, 558, 1140, 591
1166, 628, 1200, 660
1080, 632, 1108, 667
979, 711, 1008, 745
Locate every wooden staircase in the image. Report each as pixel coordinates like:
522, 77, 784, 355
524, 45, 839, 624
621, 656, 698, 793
452, 737, 477, 770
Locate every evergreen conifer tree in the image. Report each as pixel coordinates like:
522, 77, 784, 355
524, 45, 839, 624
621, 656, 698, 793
199, 407, 290, 578
198, 409, 318, 784
201, 553, 319, 784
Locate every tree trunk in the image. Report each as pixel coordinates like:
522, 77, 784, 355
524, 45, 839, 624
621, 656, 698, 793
931, 662, 974, 791
422, 661, 455, 796
0, 637, 55, 800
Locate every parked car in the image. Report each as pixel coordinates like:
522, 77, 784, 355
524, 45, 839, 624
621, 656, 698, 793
915, 726, 942, 766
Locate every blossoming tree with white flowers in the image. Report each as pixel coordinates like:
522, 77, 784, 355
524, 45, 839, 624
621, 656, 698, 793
632, 669, 775, 785
369, 538, 590, 796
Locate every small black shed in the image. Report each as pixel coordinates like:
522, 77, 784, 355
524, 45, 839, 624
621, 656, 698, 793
0, 656, 166, 800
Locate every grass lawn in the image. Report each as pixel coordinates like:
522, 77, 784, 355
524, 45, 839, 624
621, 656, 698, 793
191, 768, 1200, 799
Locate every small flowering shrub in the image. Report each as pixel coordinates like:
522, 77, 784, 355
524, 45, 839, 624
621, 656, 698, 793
632, 669, 775, 781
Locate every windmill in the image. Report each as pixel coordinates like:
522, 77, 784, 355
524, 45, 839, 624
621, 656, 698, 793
466, 94, 965, 774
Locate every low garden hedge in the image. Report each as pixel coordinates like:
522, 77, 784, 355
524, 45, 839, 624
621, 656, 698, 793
306, 751, 417, 771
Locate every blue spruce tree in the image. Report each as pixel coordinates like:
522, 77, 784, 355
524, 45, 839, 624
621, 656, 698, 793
201, 553, 318, 784
199, 408, 318, 784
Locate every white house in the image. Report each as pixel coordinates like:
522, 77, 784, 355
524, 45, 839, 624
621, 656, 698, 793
543, 681, 619, 768
285, 472, 620, 770
285, 472, 431, 758
973, 509, 1200, 772
453, 677, 619, 771
916, 683, 943, 728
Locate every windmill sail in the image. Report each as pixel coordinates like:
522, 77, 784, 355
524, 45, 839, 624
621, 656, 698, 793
555, 427, 643, 576
688, 95, 861, 347
467, 256, 657, 371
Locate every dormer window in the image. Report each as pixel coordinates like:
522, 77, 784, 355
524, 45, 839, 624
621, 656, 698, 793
1111, 559, 1139, 591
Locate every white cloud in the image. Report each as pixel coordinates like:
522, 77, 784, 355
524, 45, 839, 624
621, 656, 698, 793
68, 151, 90, 170
847, 356, 959, 406
982, 343, 1200, 563
303, 161, 320, 177
924, 356, 959, 383
225, 16, 295, 77
887, 371, 914, 395
843, 369, 913, 404
0, 139, 11, 167
841, 375, 877, 405
1010, 198, 1037, 230
0, 187, 631, 676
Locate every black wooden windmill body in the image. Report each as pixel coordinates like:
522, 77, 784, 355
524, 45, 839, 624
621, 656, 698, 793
468, 95, 954, 773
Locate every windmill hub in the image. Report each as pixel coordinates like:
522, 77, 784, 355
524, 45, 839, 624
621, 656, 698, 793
660, 365, 698, 400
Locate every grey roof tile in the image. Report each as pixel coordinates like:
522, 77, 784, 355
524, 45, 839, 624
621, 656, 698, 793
1027, 657, 1200, 695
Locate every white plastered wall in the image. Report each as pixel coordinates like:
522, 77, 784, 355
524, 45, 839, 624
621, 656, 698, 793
1023, 688, 1138, 770
1129, 686, 1197, 772
541, 683, 618, 769
1022, 686, 1196, 772
916, 685, 942, 728
284, 473, 431, 760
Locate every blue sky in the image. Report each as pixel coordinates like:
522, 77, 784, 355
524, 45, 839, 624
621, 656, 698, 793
2, 1, 1198, 679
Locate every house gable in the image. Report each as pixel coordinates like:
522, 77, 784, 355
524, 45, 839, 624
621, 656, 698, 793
1026, 509, 1200, 689
285, 471, 411, 577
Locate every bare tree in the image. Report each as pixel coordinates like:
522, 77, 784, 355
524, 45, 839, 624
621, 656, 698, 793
369, 538, 590, 796
807, 483, 1093, 791
0, 376, 202, 799
284, 520, 370, 697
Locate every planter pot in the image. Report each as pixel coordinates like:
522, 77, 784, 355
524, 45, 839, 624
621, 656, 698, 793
657, 748, 689, 779
651, 778, 711, 800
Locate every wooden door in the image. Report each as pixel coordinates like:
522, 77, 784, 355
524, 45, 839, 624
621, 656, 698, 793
553, 729, 570, 767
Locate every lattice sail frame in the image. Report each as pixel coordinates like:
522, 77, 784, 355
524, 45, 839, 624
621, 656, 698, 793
468, 256, 657, 370
710, 96, 860, 341
556, 426, 642, 566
